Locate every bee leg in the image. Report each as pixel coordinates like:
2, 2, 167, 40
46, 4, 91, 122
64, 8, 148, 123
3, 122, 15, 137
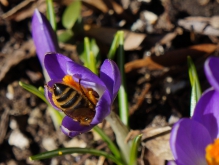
78, 79, 97, 107
87, 88, 99, 98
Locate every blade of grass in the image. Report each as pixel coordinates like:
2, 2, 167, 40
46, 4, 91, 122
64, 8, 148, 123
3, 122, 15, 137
46, 0, 56, 31
108, 32, 119, 59
89, 51, 98, 74
129, 134, 142, 165
187, 56, 202, 116
58, 29, 74, 43
90, 39, 101, 67
93, 126, 122, 161
30, 147, 123, 165
19, 81, 48, 104
190, 85, 196, 117
84, 37, 90, 68
117, 31, 129, 126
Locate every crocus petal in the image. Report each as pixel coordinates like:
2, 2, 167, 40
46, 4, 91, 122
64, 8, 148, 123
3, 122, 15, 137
100, 59, 121, 101
204, 57, 219, 92
91, 90, 111, 125
66, 61, 106, 88
192, 88, 219, 139
44, 53, 72, 80
170, 118, 211, 165
32, 9, 59, 65
167, 161, 177, 165
61, 116, 96, 137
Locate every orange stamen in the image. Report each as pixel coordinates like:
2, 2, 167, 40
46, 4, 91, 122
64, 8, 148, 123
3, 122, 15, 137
206, 138, 219, 165
63, 75, 79, 90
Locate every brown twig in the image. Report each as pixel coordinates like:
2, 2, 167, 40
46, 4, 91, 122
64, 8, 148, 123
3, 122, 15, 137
129, 83, 151, 115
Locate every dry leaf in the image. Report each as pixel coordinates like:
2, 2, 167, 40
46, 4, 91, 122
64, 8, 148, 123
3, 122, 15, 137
142, 126, 173, 161
125, 44, 216, 73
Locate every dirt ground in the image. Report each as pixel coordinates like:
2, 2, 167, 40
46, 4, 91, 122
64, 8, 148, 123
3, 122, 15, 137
0, 0, 219, 165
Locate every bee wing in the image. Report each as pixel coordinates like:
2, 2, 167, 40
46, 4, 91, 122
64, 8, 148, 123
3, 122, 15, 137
64, 108, 95, 126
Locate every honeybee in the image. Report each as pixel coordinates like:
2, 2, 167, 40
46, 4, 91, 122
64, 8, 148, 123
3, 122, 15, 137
46, 75, 99, 126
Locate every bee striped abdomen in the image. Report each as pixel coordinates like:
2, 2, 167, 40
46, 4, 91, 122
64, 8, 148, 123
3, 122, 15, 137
53, 83, 88, 110
48, 77, 98, 126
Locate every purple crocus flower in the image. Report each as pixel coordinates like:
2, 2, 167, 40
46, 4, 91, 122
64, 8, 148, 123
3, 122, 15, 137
31, 10, 121, 137
44, 53, 121, 137
169, 57, 219, 165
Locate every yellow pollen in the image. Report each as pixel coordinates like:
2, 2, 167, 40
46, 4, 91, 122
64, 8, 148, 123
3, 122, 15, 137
206, 138, 219, 165
63, 75, 79, 89
58, 151, 62, 155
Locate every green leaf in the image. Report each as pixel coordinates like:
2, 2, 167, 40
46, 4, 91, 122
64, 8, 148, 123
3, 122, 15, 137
29, 147, 123, 165
117, 31, 129, 126
187, 56, 202, 117
190, 85, 196, 117
19, 81, 48, 104
79, 37, 100, 72
84, 37, 90, 68
129, 134, 142, 165
89, 51, 98, 74
108, 32, 119, 59
90, 39, 99, 58
93, 126, 122, 161
58, 30, 74, 43
46, 0, 57, 31
62, 0, 81, 29
90, 39, 101, 67
38, 86, 45, 94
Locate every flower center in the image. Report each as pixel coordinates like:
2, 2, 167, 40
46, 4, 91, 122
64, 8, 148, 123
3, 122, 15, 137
206, 138, 219, 165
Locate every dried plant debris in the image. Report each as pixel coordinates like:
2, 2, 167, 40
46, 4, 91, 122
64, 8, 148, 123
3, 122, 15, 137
178, 16, 219, 36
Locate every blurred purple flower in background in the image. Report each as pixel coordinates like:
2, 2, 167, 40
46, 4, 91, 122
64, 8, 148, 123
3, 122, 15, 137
169, 57, 219, 165
31, 9, 121, 137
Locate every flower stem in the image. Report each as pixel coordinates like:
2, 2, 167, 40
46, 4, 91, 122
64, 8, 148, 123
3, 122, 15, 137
105, 110, 130, 164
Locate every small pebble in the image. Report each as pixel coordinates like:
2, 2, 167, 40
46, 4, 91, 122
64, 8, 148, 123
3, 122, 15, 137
6, 84, 14, 100
42, 137, 57, 151
63, 138, 86, 148
9, 119, 18, 130
9, 130, 29, 149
